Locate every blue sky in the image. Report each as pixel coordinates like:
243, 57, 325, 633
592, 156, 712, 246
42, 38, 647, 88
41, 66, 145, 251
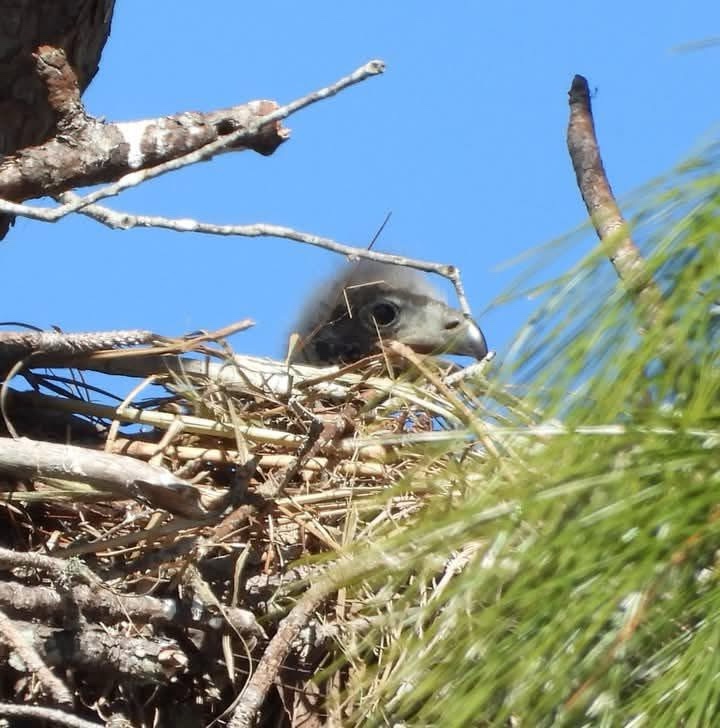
3, 2, 718, 362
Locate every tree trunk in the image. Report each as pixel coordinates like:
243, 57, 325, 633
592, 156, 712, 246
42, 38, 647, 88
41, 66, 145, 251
0, 0, 115, 236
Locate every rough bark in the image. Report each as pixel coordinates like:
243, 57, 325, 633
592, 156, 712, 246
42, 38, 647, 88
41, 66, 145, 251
0, 0, 116, 237
0, 617, 187, 685
567, 75, 665, 327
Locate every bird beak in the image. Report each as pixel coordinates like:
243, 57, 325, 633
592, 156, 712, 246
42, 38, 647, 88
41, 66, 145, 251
401, 300, 488, 361
448, 317, 488, 360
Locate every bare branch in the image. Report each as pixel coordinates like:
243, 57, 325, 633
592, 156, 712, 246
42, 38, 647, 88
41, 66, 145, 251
0, 579, 176, 623
0, 437, 206, 517
0, 47, 286, 203
0, 50, 479, 319
0, 547, 100, 588
56, 59, 385, 216
58, 194, 477, 317
567, 74, 665, 324
227, 583, 327, 728
0, 321, 252, 373
65, 197, 456, 270
0, 617, 187, 685
0, 329, 154, 360
0, 55, 383, 218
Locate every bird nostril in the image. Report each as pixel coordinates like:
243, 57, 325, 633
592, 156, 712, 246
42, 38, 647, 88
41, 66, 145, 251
444, 318, 461, 331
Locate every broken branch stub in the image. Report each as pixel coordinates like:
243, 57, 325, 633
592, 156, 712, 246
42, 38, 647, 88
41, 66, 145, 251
566, 74, 665, 327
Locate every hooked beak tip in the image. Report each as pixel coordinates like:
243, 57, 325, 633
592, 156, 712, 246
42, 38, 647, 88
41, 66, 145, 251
453, 319, 487, 360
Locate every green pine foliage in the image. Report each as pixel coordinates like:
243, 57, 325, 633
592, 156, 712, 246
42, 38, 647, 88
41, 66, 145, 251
332, 144, 720, 726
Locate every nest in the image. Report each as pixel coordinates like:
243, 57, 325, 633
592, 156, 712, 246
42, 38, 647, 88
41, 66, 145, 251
0, 325, 490, 727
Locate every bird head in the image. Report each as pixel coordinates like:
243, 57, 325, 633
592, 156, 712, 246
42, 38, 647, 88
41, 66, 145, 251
290, 260, 488, 366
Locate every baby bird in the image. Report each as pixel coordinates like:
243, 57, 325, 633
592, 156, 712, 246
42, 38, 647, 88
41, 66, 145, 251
290, 260, 487, 365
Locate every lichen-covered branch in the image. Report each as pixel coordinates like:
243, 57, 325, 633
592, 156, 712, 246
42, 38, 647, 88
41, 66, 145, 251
0, 329, 154, 362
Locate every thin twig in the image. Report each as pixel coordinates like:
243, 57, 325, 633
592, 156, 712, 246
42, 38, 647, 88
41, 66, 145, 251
60, 61, 385, 215
0, 61, 385, 223
61, 195, 462, 274
0, 53, 475, 318
227, 583, 328, 728
59, 196, 475, 316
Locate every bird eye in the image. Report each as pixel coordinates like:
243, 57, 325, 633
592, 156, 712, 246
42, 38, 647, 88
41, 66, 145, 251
367, 301, 399, 328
